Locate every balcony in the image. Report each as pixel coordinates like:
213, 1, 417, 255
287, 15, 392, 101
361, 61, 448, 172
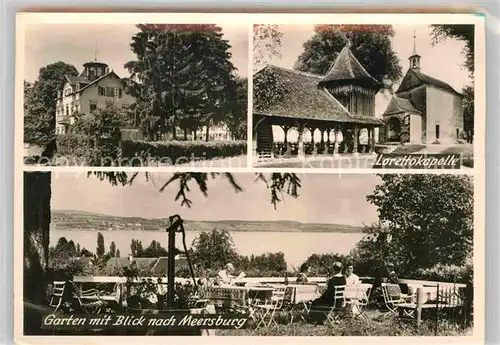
56, 115, 70, 125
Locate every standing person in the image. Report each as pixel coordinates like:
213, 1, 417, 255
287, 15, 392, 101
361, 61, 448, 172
296, 263, 310, 283
344, 263, 361, 286
358, 128, 369, 153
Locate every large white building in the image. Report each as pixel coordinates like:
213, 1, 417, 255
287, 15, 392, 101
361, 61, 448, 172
55, 60, 135, 135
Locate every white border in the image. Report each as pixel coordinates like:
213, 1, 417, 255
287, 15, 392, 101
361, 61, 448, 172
14, 12, 486, 345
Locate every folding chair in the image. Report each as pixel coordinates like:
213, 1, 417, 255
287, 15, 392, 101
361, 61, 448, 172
381, 283, 415, 318
48, 281, 66, 312
346, 283, 372, 320
68, 281, 107, 315
253, 287, 288, 328
309, 285, 347, 326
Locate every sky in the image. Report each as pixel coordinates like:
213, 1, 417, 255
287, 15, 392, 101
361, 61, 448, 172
24, 23, 249, 82
51, 172, 380, 227
255, 24, 472, 141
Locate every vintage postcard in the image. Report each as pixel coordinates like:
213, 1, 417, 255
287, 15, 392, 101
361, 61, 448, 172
15, 12, 485, 345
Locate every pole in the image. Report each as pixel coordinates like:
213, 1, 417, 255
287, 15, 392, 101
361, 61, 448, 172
167, 220, 176, 309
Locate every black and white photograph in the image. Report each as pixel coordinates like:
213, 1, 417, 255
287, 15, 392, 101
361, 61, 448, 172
14, 12, 485, 345
22, 23, 249, 168
252, 24, 476, 169
22, 171, 474, 336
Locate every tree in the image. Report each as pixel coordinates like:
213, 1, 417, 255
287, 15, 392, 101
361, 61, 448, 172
223, 76, 248, 140
294, 25, 402, 87
109, 241, 117, 258
462, 85, 474, 142
76, 243, 81, 256
192, 229, 239, 270
361, 174, 473, 275
430, 25, 474, 78
142, 240, 168, 257
253, 24, 284, 70
302, 253, 350, 277
24, 62, 79, 156
96, 232, 105, 258
116, 249, 121, 258
130, 239, 145, 257
125, 24, 236, 141
71, 102, 131, 166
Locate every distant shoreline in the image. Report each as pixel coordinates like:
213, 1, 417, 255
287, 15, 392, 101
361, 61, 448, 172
51, 210, 365, 234
51, 227, 363, 233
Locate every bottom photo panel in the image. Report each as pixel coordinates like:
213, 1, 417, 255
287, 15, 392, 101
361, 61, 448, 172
22, 171, 474, 337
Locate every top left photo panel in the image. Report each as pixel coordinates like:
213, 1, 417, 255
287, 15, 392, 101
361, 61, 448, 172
21, 21, 250, 168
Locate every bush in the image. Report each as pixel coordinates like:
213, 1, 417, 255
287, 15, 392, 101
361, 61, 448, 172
121, 139, 247, 166
55, 134, 92, 165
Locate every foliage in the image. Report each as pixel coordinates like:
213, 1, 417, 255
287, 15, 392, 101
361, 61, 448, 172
253, 24, 284, 69
24, 62, 79, 154
237, 252, 287, 276
116, 249, 121, 258
130, 239, 169, 258
96, 232, 105, 258
462, 84, 474, 142
301, 253, 350, 277
71, 102, 131, 166
109, 241, 117, 257
430, 24, 474, 78
223, 76, 248, 140
253, 68, 290, 115
120, 139, 247, 166
362, 174, 473, 276
294, 25, 402, 87
125, 24, 236, 140
191, 228, 239, 270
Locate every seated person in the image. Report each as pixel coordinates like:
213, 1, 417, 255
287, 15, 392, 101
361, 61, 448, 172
311, 262, 346, 309
344, 262, 360, 286
217, 263, 246, 285
296, 263, 310, 283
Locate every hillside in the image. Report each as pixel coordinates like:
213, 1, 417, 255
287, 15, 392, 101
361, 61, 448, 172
51, 210, 363, 233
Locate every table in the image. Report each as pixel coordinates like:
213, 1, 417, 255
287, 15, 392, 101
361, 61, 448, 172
202, 286, 275, 307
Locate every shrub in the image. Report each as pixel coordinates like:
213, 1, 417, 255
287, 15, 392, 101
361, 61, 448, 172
121, 139, 247, 166
55, 134, 92, 165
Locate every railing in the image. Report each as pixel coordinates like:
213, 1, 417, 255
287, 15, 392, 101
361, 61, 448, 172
414, 284, 471, 335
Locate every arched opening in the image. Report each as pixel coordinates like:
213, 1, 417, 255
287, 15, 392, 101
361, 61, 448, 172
386, 117, 401, 142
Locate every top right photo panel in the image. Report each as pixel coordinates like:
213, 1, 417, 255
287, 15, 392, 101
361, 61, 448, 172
252, 23, 479, 170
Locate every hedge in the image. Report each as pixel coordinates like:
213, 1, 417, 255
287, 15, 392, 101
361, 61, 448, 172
121, 139, 247, 166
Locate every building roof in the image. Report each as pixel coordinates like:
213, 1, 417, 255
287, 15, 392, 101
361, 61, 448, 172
65, 75, 89, 86
106, 256, 188, 275
383, 95, 422, 116
253, 65, 384, 126
319, 46, 382, 89
396, 69, 462, 96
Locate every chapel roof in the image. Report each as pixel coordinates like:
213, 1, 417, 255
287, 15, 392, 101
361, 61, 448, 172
396, 69, 462, 96
253, 64, 383, 126
319, 46, 382, 89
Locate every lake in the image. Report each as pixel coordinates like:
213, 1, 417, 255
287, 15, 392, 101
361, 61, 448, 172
50, 229, 366, 269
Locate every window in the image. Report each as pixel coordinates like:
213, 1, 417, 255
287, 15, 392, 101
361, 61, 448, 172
98, 86, 106, 96
114, 87, 119, 98
89, 102, 97, 113
118, 89, 123, 98
65, 105, 69, 116
97, 68, 102, 77
456, 128, 460, 139
435, 124, 440, 139
90, 67, 95, 76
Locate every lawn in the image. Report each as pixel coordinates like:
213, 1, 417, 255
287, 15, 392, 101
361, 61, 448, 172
216, 312, 471, 336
